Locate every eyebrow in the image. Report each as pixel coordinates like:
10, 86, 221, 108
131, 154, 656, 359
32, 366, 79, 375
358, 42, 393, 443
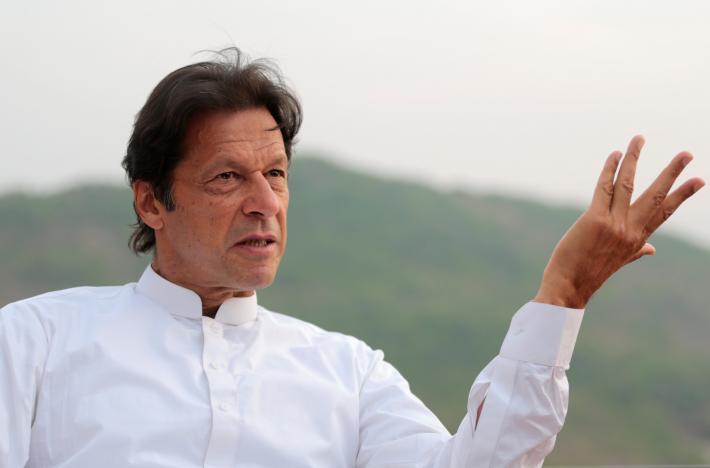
261, 153, 289, 168
201, 151, 288, 175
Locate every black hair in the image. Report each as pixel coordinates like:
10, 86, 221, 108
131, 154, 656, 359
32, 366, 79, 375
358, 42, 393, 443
121, 48, 302, 254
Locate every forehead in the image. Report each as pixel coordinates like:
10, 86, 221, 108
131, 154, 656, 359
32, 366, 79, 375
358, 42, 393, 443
181, 108, 286, 170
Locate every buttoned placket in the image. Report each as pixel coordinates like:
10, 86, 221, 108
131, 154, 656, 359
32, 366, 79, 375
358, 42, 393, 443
201, 317, 240, 467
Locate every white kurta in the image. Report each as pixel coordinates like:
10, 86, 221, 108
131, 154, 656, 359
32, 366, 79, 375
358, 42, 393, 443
0, 266, 583, 467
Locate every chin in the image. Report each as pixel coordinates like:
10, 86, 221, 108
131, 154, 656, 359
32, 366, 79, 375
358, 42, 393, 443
247, 275, 275, 290
234, 269, 277, 291
222, 257, 281, 290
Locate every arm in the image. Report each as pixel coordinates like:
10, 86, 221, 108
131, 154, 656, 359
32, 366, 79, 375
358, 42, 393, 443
356, 302, 582, 468
0, 302, 49, 467
468, 302, 583, 467
357, 136, 704, 467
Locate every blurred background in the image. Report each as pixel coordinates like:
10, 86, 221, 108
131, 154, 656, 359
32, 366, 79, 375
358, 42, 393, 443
1, 1, 709, 465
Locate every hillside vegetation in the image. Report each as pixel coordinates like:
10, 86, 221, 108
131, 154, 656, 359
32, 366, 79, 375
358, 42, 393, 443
1, 157, 709, 464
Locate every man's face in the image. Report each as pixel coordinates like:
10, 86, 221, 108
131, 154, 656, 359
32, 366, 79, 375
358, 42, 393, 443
155, 107, 289, 294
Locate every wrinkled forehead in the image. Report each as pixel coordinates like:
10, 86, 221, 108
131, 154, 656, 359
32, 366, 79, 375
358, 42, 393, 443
186, 108, 283, 146
181, 108, 287, 168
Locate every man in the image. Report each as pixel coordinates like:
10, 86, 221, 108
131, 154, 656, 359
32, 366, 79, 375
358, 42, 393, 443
0, 49, 704, 467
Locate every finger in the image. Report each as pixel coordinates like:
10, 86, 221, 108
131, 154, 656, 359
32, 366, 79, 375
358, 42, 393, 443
610, 135, 645, 219
590, 151, 623, 213
629, 152, 693, 226
624, 242, 656, 266
644, 178, 706, 235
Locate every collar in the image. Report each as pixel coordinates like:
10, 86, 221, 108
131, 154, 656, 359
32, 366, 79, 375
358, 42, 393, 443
135, 265, 258, 326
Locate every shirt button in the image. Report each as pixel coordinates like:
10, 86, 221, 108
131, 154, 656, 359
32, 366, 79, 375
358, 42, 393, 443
218, 402, 231, 412
209, 322, 222, 334
209, 361, 224, 370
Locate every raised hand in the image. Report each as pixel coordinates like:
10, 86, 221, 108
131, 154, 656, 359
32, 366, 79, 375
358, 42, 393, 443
534, 135, 705, 309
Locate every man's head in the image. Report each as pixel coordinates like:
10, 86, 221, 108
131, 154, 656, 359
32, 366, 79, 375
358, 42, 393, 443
122, 49, 301, 299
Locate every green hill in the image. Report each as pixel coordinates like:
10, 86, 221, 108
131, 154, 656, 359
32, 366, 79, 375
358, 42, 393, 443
1, 157, 709, 464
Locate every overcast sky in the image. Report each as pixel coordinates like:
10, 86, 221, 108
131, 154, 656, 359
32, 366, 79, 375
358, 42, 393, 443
2, 0, 708, 249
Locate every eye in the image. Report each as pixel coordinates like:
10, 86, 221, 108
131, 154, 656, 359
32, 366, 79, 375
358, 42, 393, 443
267, 169, 287, 178
214, 171, 240, 182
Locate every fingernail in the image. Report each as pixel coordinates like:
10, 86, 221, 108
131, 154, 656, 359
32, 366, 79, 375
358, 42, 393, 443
682, 155, 693, 167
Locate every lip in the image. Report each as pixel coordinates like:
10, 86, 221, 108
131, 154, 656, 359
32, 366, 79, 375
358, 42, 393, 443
234, 233, 278, 245
232, 233, 279, 257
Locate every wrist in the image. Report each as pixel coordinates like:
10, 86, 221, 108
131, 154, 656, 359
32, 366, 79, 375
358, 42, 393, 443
534, 276, 590, 309
532, 293, 587, 309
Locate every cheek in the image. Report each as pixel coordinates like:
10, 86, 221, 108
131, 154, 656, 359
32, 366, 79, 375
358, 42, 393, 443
279, 199, 288, 232
173, 199, 232, 243
280, 190, 289, 219
203, 201, 239, 237
272, 193, 288, 252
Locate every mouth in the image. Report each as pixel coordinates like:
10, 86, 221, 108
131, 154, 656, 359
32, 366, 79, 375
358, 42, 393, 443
233, 234, 278, 253
237, 239, 275, 247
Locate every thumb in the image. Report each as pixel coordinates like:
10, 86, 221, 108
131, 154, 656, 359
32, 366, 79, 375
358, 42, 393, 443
625, 242, 656, 265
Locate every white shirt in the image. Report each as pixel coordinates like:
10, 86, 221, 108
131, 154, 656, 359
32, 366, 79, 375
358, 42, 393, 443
0, 266, 583, 468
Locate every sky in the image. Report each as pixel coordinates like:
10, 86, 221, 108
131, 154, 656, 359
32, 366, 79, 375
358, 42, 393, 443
2, 0, 709, 249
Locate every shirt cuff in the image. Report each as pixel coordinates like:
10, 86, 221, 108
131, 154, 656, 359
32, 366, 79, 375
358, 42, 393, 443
499, 301, 584, 369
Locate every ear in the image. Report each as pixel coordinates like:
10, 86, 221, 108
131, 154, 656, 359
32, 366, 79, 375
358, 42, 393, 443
132, 181, 165, 231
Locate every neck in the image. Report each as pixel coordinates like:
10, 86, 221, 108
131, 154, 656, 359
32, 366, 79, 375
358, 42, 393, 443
150, 259, 254, 316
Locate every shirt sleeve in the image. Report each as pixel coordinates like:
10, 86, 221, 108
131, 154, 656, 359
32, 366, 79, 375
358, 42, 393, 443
355, 301, 584, 468
0, 301, 50, 468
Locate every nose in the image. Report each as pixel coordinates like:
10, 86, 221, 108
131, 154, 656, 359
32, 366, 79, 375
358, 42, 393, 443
242, 172, 281, 218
